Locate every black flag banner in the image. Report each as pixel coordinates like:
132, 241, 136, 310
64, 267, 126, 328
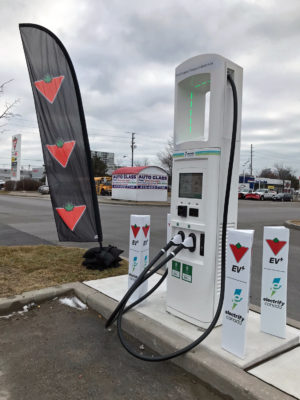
19, 24, 102, 243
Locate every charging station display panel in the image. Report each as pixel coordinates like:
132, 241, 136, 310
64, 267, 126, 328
175, 73, 210, 145
179, 173, 203, 199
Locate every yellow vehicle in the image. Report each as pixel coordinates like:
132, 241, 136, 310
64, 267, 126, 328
94, 176, 112, 196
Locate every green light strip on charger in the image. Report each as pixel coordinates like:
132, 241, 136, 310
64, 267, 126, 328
194, 79, 211, 88
189, 92, 193, 133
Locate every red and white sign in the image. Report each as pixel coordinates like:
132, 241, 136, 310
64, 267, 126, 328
128, 215, 150, 303
261, 226, 289, 338
222, 229, 254, 359
11, 134, 21, 181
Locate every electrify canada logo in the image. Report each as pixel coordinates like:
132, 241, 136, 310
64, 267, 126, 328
224, 289, 245, 325
232, 289, 243, 310
262, 277, 285, 309
230, 242, 248, 273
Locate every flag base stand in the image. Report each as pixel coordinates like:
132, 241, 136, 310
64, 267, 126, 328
82, 245, 124, 270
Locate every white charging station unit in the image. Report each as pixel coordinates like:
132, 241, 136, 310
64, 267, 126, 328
166, 54, 243, 328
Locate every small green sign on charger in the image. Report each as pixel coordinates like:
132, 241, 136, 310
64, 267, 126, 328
172, 260, 181, 278
182, 264, 193, 283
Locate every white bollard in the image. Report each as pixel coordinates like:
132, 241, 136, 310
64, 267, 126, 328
222, 228, 254, 359
261, 226, 289, 338
128, 215, 150, 304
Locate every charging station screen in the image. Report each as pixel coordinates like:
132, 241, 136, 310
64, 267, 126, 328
179, 173, 203, 199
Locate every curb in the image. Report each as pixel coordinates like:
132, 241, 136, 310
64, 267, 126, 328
0, 283, 294, 400
284, 220, 300, 231
1, 192, 170, 207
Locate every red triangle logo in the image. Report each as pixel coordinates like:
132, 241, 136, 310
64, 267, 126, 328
230, 243, 249, 263
34, 75, 64, 103
46, 140, 75, 168
56, 205, 86, 231
142, 224, 150, 237
266, 239, 286, 255
131, 224, 140, 238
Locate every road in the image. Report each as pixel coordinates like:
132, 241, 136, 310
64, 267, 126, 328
0, 195, 299, 321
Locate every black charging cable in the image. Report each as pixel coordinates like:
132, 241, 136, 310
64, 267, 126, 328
110, 74, 238, 361
106, 233, 185, 328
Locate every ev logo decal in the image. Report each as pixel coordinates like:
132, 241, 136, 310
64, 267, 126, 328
142, 224, 150, 237
230, 242, 248, 263
131, 224, 140, 238
271, 277, 282, 297
232, 289, 243, 310
266, 238, 286, 256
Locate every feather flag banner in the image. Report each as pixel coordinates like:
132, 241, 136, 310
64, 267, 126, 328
19, 24, 102, 243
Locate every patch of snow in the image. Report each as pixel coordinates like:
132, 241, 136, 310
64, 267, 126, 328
58, 296, 87, 310
0, 302, 36, 319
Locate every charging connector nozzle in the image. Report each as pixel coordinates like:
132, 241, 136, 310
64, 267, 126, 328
171, 232, 185, 246
183, 233, 196, 252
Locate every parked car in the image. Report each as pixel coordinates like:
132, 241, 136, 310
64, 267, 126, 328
238, 189, 253, 199
272, 193, 293, 202
245, 192, 261, 200
245, 188, 276, 201
38, 185, 50, 194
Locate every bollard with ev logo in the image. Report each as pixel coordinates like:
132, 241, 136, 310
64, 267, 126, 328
128, 215, 150, 303
222, 229, 254, 358
261, 226, 289, 338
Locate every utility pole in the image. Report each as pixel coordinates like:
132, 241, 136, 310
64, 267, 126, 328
131, 132, 136, 167
250, 144, 253, 176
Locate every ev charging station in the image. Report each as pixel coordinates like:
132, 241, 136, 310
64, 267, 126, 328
167, 54, 243, 328
104, 53, 246, 362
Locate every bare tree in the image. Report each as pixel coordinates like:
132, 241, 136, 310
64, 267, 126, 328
134, 157, 150, 167
157, 137, 173, 179
0, 80, 19, 133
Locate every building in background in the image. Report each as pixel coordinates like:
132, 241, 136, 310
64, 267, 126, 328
239, 175, 291, 192
91, 151, 115, 175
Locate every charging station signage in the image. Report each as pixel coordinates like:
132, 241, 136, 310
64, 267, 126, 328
261, 226, 289, 338
128, 215, 150, 303
222, 229, 254, 358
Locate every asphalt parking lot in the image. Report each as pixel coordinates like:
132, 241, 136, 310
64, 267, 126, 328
0, 299, 224, 400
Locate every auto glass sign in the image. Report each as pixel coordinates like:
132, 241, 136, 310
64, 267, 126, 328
112, 174, 167, 190
113, 174, 137, 189
137, 174, 168, 189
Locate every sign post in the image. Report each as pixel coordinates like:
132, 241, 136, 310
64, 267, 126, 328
128, 215, 150, 303
222, 229, 254, 358
11, 134, 21, 181
261, 226, 289, 338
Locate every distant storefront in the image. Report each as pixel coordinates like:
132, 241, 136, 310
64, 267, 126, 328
239, 175, 291, 192
112, 166, 168, 202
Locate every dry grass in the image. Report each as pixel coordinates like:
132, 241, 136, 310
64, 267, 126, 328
0, 245, 128, 298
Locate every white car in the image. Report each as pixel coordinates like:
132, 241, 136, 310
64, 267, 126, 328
254, 189, 276, 200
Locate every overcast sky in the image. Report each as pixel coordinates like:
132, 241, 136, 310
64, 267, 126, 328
1, 0, 300, 176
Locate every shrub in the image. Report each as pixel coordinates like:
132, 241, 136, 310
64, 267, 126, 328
4, 180, 16, 191
16, 178, 41, 191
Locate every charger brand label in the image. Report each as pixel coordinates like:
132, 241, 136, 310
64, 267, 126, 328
171, 261, 181, 278
266, 238, 286, 255
182, 264, 192, 283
